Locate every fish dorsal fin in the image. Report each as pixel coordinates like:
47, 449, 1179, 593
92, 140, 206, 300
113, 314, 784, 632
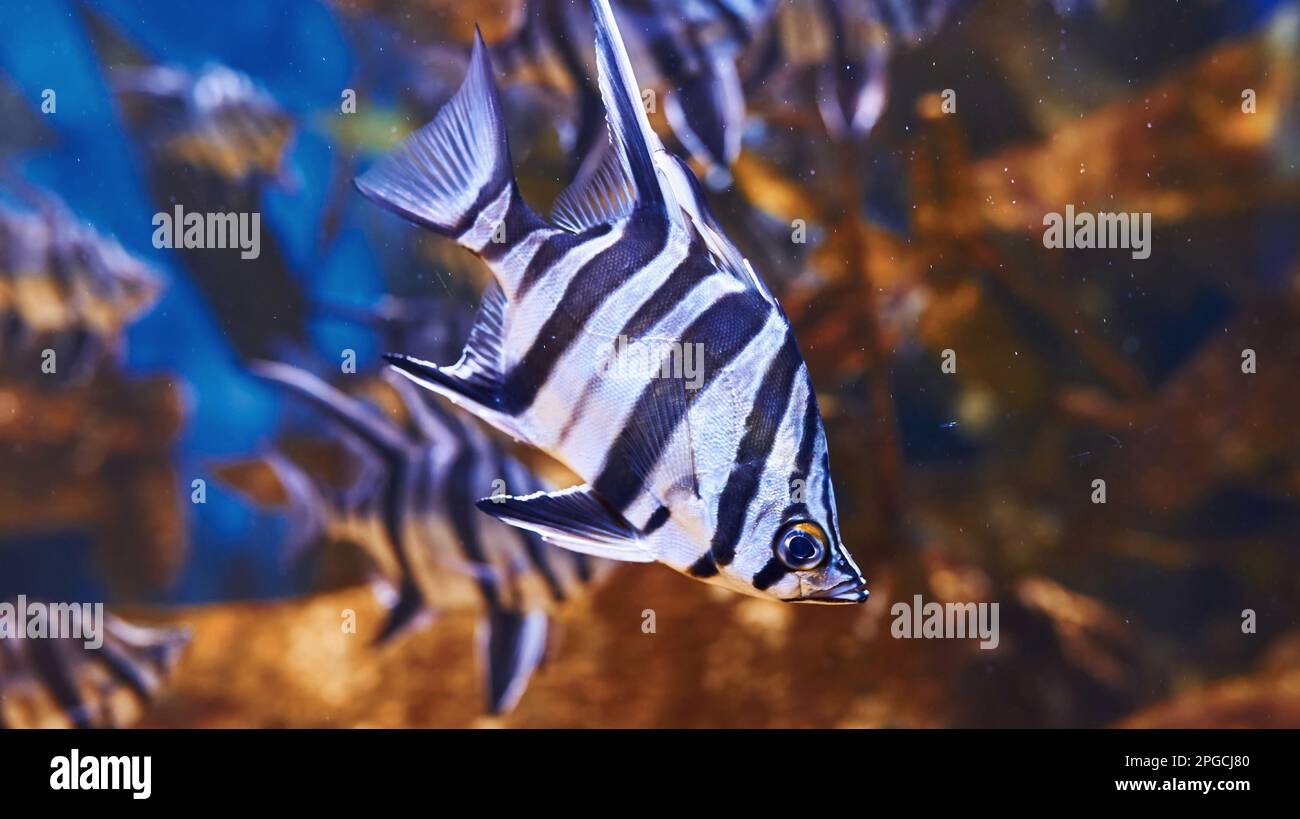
590, 0, 676, 217
657, 152, 780, 308
250, 360, 410, 460
353, 28, 515, 239
549, 139, 637, 231
475, 485, 655, 563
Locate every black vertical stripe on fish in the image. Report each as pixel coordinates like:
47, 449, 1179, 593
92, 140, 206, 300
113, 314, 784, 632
516, 222, 611, 300
819, 450, 843, 548
501, 214, 669, 415
710, 331, 802, 566
479, 187, 545, 262
571, 549, 593, 583
373, 459, 429, 643
557, 252, 716, 444
592, 289, 772, 512
704, 0, 757, 43
781, 389, 822, 523
496, 449, 568, 604
619, 252, 716, 340
644, 20, 693, 80
642, 504, 671, 535
444, 441, 502, 611
688, 551, 720, 577
449, 176, 516, 239
752, 555, 789, 590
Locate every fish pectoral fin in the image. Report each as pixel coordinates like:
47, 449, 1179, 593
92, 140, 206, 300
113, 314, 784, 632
475, 485, 655, 563
479, 608, 549, 715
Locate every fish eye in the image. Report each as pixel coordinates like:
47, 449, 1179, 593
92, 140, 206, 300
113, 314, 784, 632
773, 522, 829, 571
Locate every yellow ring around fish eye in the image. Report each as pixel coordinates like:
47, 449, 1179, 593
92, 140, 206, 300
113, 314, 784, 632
774, 521, 829, 571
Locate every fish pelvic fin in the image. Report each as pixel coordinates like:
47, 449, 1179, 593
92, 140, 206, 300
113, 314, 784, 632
354, 28, 545, 274
480, 608, 549, 715
373, 578, 434, 646
475, 485, 655, 563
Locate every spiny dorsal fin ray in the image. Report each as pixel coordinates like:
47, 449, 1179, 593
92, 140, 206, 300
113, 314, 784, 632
550, 138, 637, 231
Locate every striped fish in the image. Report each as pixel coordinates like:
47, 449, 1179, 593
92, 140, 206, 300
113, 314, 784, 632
0, 608, 188, 729
0, 196, 162, 383
361, 0, 868, 605
245, 361, 608, 714
496, 0, 774, 179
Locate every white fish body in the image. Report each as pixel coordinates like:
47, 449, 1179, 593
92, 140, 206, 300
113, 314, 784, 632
360, 0, 868, 605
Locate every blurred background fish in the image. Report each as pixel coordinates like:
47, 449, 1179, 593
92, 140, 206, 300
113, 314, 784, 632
0, 604, 188, 729
0, 190, 162, 384
220, 359, 613, 713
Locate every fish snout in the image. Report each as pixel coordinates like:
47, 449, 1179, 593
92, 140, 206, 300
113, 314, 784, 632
797, 577, 870, 604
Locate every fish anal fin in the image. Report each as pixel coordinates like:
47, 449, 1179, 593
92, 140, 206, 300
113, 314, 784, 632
382, 281, 527, 439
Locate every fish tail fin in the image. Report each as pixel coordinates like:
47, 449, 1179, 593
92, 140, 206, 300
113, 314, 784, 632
480, 607, 549, 715
354, 28, 544, 262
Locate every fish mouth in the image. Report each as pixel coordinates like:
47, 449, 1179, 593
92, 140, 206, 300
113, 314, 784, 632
793, 579, 870, 605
